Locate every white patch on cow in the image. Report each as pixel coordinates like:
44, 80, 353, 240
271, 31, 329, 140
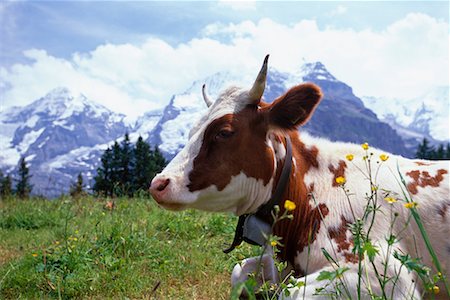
189, 86, 253, 139
189, 172, 274, 215
267, 133, 286, 161
266, 134, 278, 176
292, 157, 297, 176
154, 134, 202, 205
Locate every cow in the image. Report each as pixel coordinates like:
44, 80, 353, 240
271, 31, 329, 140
149, 55, 450, 299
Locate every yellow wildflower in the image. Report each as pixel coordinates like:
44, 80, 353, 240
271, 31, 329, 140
271, 241, 278, 247
335, 176, 346, 185
284, 200, 296, 211
432, 285, 440, 294
32, 253, 38, 257
384, 197, 397, 204
346, 154, 354, 161
379, 154, 389, 161
362, 142, 369, 150
73, 237, 78, 242
404, 202, 418, 209
55, 241, 60, 245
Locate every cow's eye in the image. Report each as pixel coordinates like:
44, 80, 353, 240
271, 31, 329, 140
215, 129, 234, 140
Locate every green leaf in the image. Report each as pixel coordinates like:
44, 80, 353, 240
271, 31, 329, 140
393, 251, 430, 277
362, 240, 379, 262
386, 234, 396, 246
321, 248, 338, 265
317, 270, 334, 281
317, 267, 350, 282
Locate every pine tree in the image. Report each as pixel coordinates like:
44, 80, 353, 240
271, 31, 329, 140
110, 141, 123, 196
94, 147, 113, 197
436, 144, 445, 160
120, 133, 133, 196
133, 136, 153, 193
1, 170, 13, 198
15, 157, 32, 198
70, 173, 85, 198
94, 135, 168, 198
150, 146, 167, 178
446, 143, 450, 160
0, 170, 3, 193
415, 138, 434, 159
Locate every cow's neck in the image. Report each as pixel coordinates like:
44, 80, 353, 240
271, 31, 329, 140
269, 132, 328, 274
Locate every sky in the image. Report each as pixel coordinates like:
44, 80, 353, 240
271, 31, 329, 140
0, 1, 448, 121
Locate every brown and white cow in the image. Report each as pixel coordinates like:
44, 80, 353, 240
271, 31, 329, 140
149, 56, 450, 299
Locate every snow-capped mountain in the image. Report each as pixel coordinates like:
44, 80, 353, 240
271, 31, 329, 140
0, 87, 132, 196
149, 62, 411, 159
362, 86, 449, 149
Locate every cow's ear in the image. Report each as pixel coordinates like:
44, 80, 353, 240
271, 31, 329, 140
266, 83, 322, 129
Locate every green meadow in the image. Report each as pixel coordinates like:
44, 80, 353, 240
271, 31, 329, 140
0, 196, 257, 299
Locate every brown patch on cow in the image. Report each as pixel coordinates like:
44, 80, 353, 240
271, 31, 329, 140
344, 253, 359, 264
328, 216, 359, 264
406, 169, 448, 195
437, 201, 450, 220
188, 108, 274, 192
328, 216, 352, 252
414, 161, 433, 166
268, 132, 327, 267
328, 160, 347, 187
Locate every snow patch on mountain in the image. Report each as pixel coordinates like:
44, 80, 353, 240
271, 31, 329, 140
361, 86, 449, 141
160, 95, 204, 154
17, 128, 44, 153
133, 109, 164, 140
42, 145, 105, 171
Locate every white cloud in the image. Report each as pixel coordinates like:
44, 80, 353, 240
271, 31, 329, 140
0, 13, 448, 121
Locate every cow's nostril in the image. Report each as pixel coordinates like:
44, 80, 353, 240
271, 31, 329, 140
156, 178, 170, 192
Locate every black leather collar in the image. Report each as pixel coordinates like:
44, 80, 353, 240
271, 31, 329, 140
223, 136, 293, 253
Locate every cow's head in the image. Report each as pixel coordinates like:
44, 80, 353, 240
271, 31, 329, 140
149, 55, 322, 215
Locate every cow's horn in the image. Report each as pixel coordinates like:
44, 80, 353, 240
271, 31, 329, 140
202, 84, 213, 107
248, 54, 269, 104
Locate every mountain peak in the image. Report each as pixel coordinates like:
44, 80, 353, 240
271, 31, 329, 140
27, 87, 115, 120
301, 61, 337, 82
45, 86, 72, 98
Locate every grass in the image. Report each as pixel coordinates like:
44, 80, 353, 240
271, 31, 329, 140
0, 196, 257, 299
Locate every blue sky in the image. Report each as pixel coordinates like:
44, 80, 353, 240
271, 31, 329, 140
0, 1, 448, 120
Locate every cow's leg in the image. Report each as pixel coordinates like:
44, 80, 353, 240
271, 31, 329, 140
231, 254, 280, 288
281, 262, 422, 300
231, 246, 280, 296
